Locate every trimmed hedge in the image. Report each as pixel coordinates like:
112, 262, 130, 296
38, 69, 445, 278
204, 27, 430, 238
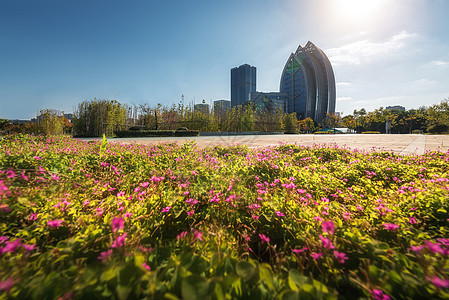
114, 130, 199, 138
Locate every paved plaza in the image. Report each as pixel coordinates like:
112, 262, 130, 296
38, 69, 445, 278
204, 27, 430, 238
102, 134, 449, 155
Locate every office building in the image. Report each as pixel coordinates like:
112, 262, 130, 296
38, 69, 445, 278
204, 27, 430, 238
280, 41, 336, 123
231, 64, 256, 107
213, 100, 231, 116
249, 92, 287, 113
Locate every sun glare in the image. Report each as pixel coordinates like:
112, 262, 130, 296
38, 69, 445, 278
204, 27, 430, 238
334, 0, 387, 20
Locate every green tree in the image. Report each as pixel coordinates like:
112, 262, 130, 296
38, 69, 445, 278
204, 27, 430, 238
283, 113, 299, 134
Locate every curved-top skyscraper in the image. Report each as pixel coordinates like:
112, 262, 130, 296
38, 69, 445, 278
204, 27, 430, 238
280, 41, 335, 123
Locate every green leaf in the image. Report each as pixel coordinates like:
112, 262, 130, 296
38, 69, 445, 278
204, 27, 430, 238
236, 261, 257, 282
288, 269, 308, 291
181, 275, 210, 300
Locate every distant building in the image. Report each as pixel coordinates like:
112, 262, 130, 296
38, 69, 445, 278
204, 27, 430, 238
231, 64, 256, 107
249, 92, 287, 113
64, 113, 73, 122
213, 100, 231, 116
280, 41, 336, 123
194, 103, 210, 114
386, 105, 405, 111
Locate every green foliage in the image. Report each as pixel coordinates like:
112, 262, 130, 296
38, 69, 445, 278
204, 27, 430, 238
73, 99, 127, 137
1, 135, 449, 299
283, 113, 299, 134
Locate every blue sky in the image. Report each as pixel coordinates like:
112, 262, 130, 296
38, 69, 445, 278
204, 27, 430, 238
1, 0, 448, 119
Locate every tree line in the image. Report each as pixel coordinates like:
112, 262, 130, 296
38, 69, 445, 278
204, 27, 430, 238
1, 98, 449, 136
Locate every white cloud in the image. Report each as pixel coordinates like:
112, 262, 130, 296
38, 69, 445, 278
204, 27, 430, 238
326, 31, 417, 66
337, 97, 352, 101
429, 60, 449, 67
336, 82, 352, 87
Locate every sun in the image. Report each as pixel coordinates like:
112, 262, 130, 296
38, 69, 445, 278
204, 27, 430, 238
334, 0, 387, 20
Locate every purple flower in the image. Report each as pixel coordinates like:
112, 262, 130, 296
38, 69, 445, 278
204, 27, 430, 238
382, 223, 399, 231
47, 219, 63, 228
333, 250, 349, 263
259, 234, 270, 244
111, 217, 124, 232
322, 220, 335, 234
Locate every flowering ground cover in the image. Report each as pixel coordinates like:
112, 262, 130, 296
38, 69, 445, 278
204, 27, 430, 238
1, 134, 449, 299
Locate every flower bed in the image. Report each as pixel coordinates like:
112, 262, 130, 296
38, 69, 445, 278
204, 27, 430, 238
1, 135, 449, 299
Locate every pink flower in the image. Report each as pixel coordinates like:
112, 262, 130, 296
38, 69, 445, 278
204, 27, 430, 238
322, 220, 335, 234
123, 211, 133, 218
51, 174, 60, 181
275, 211, 285, 217
319, 235, 335, 249
111, 233, 127, 248
382, 223, 399, 231
0, 204, 11, 212
47, 219, 63, 228
111, 217, 124, 232
371, 289, 391, 300
141, 182, 150, 188
33, 156, 41, 160
0, 278, 15, 293
83, 200, 90, 206
252, 215, 259, 220
20, 171, 28, 181
259, 234, 270, 244
193, 230, 203, 241
313, 216, 323, 222
22, 243, 36, 252
424, 241, 444, 254
177, 231, 188, 240
96, 207, 104, 216
427, 276, 449, 289
142, 262, 151, 271
161, 206, 171, 213
117, 191, 125, 198
97, 249, 113, 262
292, 247, 308, 255
0, 239, 22, 254
333, 251, 348, 263
311, 252, 322, 260
187, 211, 194, 216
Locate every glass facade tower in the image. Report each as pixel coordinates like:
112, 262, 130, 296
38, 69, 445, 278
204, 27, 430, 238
280, 42, 335, 123
231, 64, 256, 107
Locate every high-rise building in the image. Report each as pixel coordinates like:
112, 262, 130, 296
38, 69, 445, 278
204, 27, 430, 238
213, 100, 231, 116
280, 41, 335, 123
194, 103, 210, 114
231, 64, 256, 107
249, 92, 287, 113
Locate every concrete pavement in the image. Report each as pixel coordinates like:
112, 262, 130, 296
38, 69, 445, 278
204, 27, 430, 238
102, 134, 449, 155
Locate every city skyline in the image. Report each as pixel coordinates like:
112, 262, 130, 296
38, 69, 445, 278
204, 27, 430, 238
1, 0, 449, 120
